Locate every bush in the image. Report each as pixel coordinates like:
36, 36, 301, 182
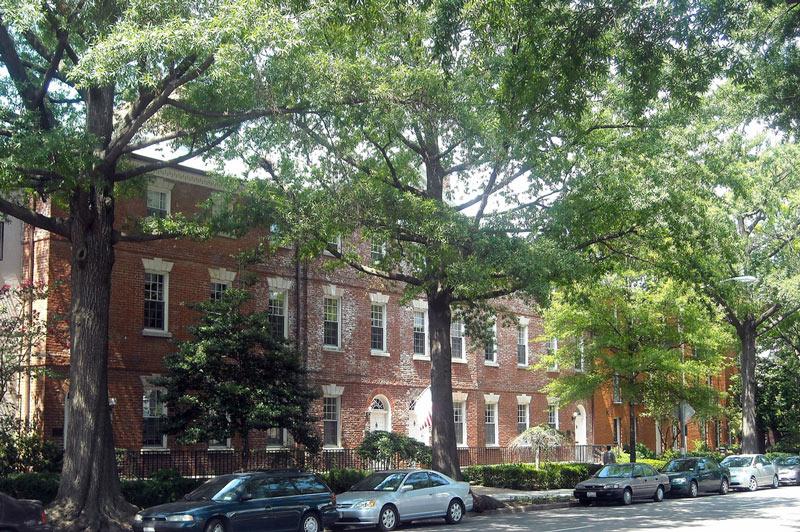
462, 462, 602, 490
122, 469, 204, 509
0, 430, 63, 475
0, 472, 60, 504
319, 468, 371, 494
767, 439, 800, 454
622, 443, 655, 459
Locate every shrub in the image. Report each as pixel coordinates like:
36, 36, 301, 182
0, 472, 60, 504
462, 462, 601, 490
319, 468, 371, 494
767, 439, 800, 454
0, 430, 63, 475
122, 469, 204, 509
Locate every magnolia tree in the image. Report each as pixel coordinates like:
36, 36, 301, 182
510, 424, 567, 469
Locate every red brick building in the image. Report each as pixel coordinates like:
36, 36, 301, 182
11, 158, 734, 461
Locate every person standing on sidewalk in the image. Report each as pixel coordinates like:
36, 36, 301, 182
602, 445, 616, 464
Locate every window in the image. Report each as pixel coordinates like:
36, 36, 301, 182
146, 188, 169, 217
575, 336, 585, 372
210, 282, 228, 301
517, 404, 529, 434
613, 417, 622, 445
413, 310, 427, 358
370, 303, 386, 352
484, 320, 497, 364
268, 290, 287, 339
451, 319, 465, 361
370, 240, 385, 263
546, 337, 558, 371
453, 401, 466, 446
144, 273, 166, 331
265, 428, 287, 447
323, 396, 340, 447
326, 235, 342, 255
142, 387, 166, 448
517, 325, 528, 366
323, 297, 341, 348
429, 473, 448, 487
547, 402, 559, 430
484, 403, 497, 446
612, 373, 621, 404
209, 435, 231, 449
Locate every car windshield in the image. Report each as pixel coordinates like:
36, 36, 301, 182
663, 460, 697, 473
775, 457, 800, 466
721, 457, 753, 468
596, 464, 633, 478
185, 475, 247, 501
351, 472, 408, 492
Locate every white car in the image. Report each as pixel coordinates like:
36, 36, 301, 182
721, 454, 779, 491
334, 469, 474, 531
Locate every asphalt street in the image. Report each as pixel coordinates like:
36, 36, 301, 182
364, 485, 800, 532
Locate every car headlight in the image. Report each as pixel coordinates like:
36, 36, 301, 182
354, 500, 377, 508
134, 514, 143, 522
166, 514, 195, 522
603, 483, 622, 489
671, 478, 687, 484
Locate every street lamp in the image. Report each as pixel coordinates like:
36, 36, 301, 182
720, 275, 757, 284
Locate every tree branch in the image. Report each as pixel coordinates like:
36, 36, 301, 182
324, 246, 424, 286
757, 303, 800, 335
112, 231, 181, 244
0, 197, 69, 238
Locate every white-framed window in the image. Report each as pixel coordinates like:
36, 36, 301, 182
413, 311, 427, 358
612, 373, 622, 404
142, 258, 173, 336
517, 321, 529, 366
451, 318, 465, 361
547, 398, 559, 430
517, 403, 529, 434
546, 337, 559, 371
613, 417, 622, 445
268, 290, 288, 339
575, 336, 585, 372
208, 436, 232, 450
323, 297, 341, 348
265, 428, 289, 447
370, 293, 389, 355
484, 320, 497, 365
210, 282, 228, 301
322, 384, 344, 448
484, 402, 498, 446
370, 240, 385, 263
209, 268, 235, 304
453, 400, 466, 446
142, 386, 167, 449
146, 178, 173, 218
325, 235, 342, 255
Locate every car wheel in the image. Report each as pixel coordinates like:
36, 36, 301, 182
748, 476, 758, 492
689, 481, 699, 498
772, 475, 779, 489
653, 485, 664, 502
378, 505, 399, 532
205, 519, 227, 532
445, 499, 465, 524
621, 488, 633, 506
719, 478, 729, 495
300, 512, 321, 532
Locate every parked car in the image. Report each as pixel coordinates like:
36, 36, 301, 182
132, 469, 338, 532
720, 454, 779, 491
661, 457, 731, 497
334, 469, 473, 531
573, 463, 669, 506
0, 492, 53, 532
774, 456, 800, 486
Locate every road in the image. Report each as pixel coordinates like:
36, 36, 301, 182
385, 486, 800, 532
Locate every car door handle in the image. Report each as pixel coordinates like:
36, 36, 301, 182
264, 505, 272, 510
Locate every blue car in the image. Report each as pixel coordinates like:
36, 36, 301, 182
662, 457, 731, 497
133, 470, 338, 532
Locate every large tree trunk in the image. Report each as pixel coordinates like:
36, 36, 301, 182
48, 87, 136, 532
738, 320, 759, 454
628, 399, 637, 463
428, 290, 461, 480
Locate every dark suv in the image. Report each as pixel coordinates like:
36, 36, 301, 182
133, 470, 338, 532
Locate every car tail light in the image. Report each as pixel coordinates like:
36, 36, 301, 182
41, 511, 48, 524
330, 492, 336, 504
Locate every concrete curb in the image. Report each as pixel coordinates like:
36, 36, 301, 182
469, 501, 578, 516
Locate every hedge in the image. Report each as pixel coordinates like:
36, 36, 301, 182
318, 468, 371, 494
461, 463, 603, 490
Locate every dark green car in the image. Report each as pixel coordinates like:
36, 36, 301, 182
662, 458, 731, 498
132, 470, 338, 532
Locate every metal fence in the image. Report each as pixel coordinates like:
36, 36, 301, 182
117, 444, 605, 480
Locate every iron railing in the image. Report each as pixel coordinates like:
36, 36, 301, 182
116, 444, 606, 479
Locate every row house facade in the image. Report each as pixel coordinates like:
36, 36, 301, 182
10, 157, 734, 461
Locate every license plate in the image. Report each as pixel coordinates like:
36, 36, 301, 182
144, 526, 155, 532
587, 492, 597, 497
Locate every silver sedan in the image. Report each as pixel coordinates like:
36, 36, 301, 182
334, 469, 474, 531
721, 454, 779, 491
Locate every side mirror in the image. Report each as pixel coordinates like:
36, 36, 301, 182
240, 493, 254, 502
400, 485, 414, 492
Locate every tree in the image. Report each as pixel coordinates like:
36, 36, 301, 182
248, 0, 740, 479
756, 322, 800, 450
157, 288, 320, 469
0, 1, 309, 529
540, 272, 731, 462
510, 424, 566, 469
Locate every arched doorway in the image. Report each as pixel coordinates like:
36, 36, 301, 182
574, 404, 587, 446
369, 395, 391, 432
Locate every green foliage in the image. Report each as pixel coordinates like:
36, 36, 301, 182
756, 345, 800, 450
355, 431, 432, 467
121, 469, 204, 509
318, 468, 371, 494
158, 288, 321, 463
510, 424, 567, 468
622, 443, 656, 460
461, 463, 602, 490
0, 472, 60, 504
0, 428, 63, 475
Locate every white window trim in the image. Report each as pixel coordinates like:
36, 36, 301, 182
208, 437, 233, 451
484, 320, 498, 366
268, 277, 293, 340
484, 396, 499, 447
517, 318, 530, 368
209, 267, 235, 301
453, 393, 468, 448
370, 293, 390, 356
370, 240, 386, 263
612, 373, 622, 404
142, 258, 173, 338
322, 384, 344, 448
264, 428, 290, 448
547, 397, 560, 430
323, 285, 343, 351
324, 235, 342, 256
146, 177, 174, 217
517, 403, 530, 435
412, 300, 430, 360
451, 317, 467, 364
546, 336, 559, 372
141, 375, 168, 450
